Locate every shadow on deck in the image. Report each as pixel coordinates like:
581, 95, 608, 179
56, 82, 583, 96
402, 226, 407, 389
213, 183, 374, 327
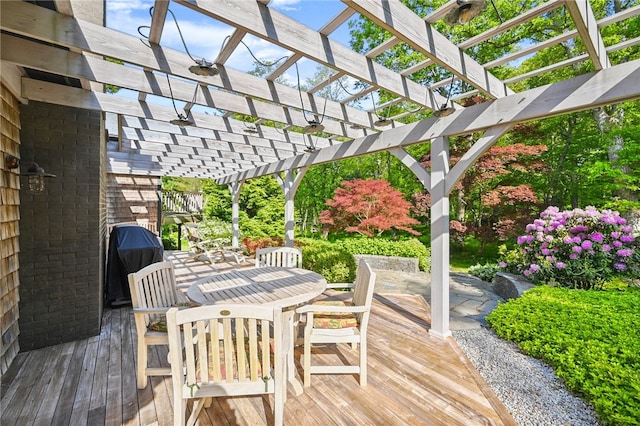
1, 251, 516, 425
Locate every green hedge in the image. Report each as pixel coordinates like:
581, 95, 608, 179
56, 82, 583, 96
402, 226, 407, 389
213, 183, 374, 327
334, 237, 431, 271
297, 238, 357, 283
295, 237, 430, 282
486, 286, 640, 425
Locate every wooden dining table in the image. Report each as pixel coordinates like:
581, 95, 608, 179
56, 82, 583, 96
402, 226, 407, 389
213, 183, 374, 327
186, 266, 327, 395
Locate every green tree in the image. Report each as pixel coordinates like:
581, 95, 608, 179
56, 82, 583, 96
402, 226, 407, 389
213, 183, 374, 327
347, 0, 640, 237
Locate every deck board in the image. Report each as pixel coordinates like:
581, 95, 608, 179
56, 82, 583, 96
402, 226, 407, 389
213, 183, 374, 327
1, 254, 516, 426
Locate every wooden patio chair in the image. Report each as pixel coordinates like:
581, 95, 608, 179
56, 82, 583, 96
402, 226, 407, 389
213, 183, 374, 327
184, 224, 246, 264
255, 246, 302, 268
166, 304, 285, 426
127, 260, 194, 389
296, 259, 376, 387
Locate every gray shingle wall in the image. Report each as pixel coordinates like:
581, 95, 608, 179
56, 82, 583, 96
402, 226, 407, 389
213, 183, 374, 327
18, 101, 103, 351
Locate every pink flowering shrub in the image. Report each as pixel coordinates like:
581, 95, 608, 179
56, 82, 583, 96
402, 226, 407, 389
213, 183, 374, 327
512, 206, 638, 289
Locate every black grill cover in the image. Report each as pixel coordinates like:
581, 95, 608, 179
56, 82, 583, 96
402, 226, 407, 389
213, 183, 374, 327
106, 225, 163, 305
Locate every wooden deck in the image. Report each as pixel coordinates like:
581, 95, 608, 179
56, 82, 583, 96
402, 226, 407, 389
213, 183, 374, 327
2, 252, 516, 425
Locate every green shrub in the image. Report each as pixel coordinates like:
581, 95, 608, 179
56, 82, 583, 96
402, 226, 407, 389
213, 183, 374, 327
197, 218, 234, 246
335, 237, 431, 271
298, 238, 357, 283
487, 286, 640, 425
467, 263, 501, 282
512, 206, 637, 290
161, 223, 179, 250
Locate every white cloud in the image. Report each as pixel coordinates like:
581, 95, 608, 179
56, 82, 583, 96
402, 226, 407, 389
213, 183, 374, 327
270, 0, 302, 12
107, 0, 152, 14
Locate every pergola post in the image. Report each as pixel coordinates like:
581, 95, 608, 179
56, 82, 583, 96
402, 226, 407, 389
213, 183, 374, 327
229, 180, 243, 249
275, 167, 308, 247
429, 136, 452, 338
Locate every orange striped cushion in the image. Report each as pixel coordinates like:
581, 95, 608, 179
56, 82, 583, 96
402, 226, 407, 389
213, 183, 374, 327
312, 301, 358, 329
198, 338, 270, 381
146, 302, 200, 332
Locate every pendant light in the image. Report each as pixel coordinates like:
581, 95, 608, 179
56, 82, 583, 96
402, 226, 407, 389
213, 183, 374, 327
444, 0, 487, 26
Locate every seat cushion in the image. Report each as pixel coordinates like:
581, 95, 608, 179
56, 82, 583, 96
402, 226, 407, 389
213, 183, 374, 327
146, 302, 200, 332
198, 338, 271, 382
312, 301, 358, 329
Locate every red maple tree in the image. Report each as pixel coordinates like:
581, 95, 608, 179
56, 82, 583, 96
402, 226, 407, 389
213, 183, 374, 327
413, 143, 547, 248
319, 179, 421, 237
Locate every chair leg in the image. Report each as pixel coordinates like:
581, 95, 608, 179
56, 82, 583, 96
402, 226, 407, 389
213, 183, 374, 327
137, 341, 148, 389
174, 396, 185, 426
187, 399, 206, 426
359, 337, 367, 386
303, 337, 311, 387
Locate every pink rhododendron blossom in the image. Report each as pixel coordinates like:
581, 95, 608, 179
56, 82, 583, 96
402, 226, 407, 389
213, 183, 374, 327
590, 232, 603, 242
504, 206, 638, 289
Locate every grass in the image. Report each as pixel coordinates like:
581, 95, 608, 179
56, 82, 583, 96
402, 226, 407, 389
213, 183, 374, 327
450, 241, 501, 272
486, 285, 640, 425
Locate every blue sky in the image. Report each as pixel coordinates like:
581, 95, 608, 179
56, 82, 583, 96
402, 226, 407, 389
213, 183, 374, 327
105, 0, 356, 83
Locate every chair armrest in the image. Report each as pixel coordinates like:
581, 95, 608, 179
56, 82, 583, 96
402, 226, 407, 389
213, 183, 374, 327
133, 307, 170, 315
296, 304, 368, 314
326, 282, 355, 289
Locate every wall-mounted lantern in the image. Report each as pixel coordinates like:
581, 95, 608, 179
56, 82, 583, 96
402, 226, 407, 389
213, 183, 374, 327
5, 155, 56, 194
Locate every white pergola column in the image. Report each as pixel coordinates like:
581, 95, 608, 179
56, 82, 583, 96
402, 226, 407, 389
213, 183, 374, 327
229, 180, 243, 248
275, 167, 308, 247
429, 136, 452, 338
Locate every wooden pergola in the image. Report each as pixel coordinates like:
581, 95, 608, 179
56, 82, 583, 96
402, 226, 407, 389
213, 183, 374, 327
2, 0, 640, 340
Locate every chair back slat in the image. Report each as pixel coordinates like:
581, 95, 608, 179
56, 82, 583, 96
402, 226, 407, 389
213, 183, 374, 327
255, 246, 302, 268
167, 304, 283, 387
167, 304, 285, 425
128, 261, 179, 325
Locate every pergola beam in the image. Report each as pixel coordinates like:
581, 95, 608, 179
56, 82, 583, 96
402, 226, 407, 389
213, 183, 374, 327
345, 0, 513, 99
564, 0, 610, 70
174, 0, 448, 111
217, 58, 640, 184
0, 1, 382, 135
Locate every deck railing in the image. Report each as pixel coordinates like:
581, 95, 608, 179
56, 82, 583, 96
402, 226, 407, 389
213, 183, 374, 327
162, 191, 203, 213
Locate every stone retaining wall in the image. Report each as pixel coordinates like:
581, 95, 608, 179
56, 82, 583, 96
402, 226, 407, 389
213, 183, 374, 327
354, 254, 419, 273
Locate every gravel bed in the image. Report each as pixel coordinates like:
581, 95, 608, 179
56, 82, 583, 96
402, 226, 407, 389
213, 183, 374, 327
453, 328, 600, 426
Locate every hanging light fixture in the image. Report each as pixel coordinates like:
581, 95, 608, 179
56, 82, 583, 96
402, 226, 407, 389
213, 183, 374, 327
138, 7, 218, 76
303, 120, 324, 133
374, 117, 392, 127
433, 75, 457, 118
167, 73, 194, 127
243, 120, 259, 134
371, 92, 392, 127
6, 155, 56, 194
303, 134, 318, 153
188, 58, 218, 77
444, 0, 487, 26
433, 104, 456, 118
166, 8, 219, 76
169, 114, 193, 127
295, 63, 328, 134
